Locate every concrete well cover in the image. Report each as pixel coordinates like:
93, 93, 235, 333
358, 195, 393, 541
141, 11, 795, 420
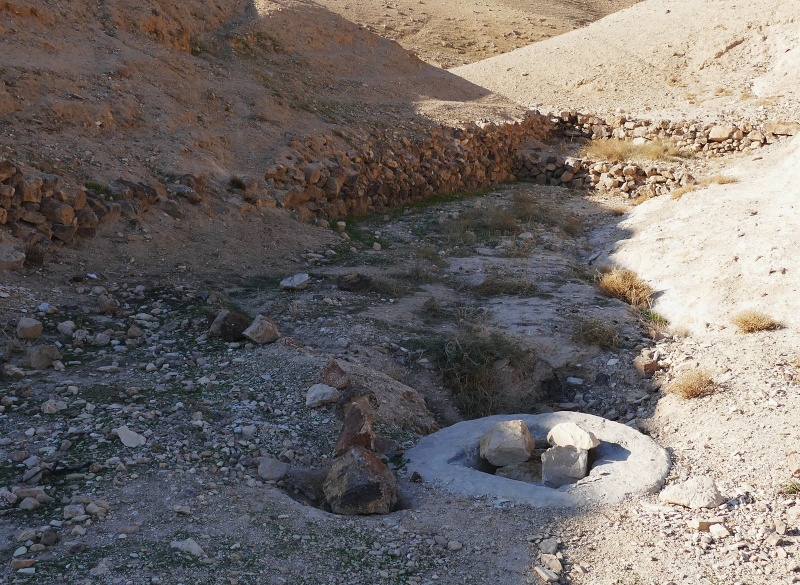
405, 412, 670, 508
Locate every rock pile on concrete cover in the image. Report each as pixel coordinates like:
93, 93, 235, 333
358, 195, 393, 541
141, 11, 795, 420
322, 385, 397, 515
477, 420, 601, 488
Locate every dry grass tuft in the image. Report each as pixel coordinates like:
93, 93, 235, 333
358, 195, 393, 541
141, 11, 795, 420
701, 175, 738, 186
598, 268, 653, 308
511, 193, 583, 236
579, 138, 682, 163
572, 317, 620, 350
779, 480, 800, 495
428, 327, 537, 419
731, 310, 782, 333
474, 274, 539, 298
671, 185, 700, 200
607, 204, 629, 216
669, 368, 715, 399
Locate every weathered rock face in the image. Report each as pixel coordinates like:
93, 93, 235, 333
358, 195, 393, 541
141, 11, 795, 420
319, 359, 352, 390
242, 315, 281, 344
219, 313, 250, 342
479, 420, 535, 467
16, 317, 43, 340
323, 446, 397, 515
114, 425, 147, 448
541, 446, 588, 488
28, 345, 62, 369
334, 390, 378, 456
659, 476, 725, 509
547, 422, 599, 450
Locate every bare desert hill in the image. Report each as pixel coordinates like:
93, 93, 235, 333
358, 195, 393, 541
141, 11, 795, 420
454, 0, 800, 122
0, 0, 521, 188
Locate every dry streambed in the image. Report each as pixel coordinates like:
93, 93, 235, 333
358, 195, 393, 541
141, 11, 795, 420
1, 179, 799, 585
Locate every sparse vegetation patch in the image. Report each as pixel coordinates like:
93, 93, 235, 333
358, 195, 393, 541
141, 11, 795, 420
668, 368, 715, 399
731, 310, 782, 333
579, 138, 683, 162
571, 316, 620, 350
598, 268, 653, 308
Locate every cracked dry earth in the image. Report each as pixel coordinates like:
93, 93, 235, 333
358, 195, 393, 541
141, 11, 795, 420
1, 176, 800, 585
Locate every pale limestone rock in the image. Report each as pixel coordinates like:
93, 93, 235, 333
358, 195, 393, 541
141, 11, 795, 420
305, 383, 339, 408
114, 425, 146, 448
479, 420, 535, 467
16, 318, 43, 340
709, 523, 730, 539
541, 446, 588, 488
257, 457, 289, 481
659, 476, 725, 509
547, 422, 599, 450
280, 273, 310, 290
708, 125, 736, 142
540, 553, 563, 574
170, 538, 205, 557
533, 566, 559, 582
786, 506, 800, 529
242, 315, 280, 344
787, 449, 800, 477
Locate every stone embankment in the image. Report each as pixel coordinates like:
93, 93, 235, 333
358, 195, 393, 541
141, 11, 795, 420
262, 111, 798, 218
2, 110, 797, 267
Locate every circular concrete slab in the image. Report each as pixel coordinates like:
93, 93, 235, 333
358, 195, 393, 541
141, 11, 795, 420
405, 412, 670, 508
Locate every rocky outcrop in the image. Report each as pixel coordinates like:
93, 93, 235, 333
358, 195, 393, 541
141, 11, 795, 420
323, 386, 398, 515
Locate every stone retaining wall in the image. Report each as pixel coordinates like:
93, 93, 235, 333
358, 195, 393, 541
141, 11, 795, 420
2, 110, 797, 265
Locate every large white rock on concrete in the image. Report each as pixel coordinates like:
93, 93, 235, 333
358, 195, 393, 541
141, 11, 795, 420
547, 422, 599, 450
542, 446, 588, 488
659, 476, 725, 509
479, 420, 535, 467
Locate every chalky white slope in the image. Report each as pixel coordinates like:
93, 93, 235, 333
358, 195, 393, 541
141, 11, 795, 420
453, 0, 800, 122
611, 136, 800, 334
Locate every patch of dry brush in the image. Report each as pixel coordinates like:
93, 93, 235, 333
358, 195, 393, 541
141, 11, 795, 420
598, 268, 653, 308
731, 310, 782, 333
669, 368, 715, 399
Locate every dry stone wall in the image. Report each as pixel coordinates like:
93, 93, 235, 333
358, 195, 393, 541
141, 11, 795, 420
2, 109, 796, 267
262, 110, 796, 219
